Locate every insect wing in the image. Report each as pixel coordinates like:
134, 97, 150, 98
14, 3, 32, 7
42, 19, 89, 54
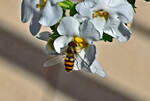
43, 56, 64, 67
75, 54, 106, 77
75, 53, 91, 72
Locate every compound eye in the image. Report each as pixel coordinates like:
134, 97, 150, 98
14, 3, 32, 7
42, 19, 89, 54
68, 41, 77, 47
68, 41, 73, 46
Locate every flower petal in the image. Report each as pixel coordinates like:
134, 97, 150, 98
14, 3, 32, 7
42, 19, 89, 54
91, 0, 126, 11
57, 17, 80, 36
74, 14, 87, 23
106, 0, 126, 7
84, 44, 96, 66
104, 18, 132, 42
21, 0, 33, 23
90, 0, 108, 11
79, 20, 101, 42
54, 36, 72, 53
29, 13, 41, 36
91, 0, 134, 23
117, 23, 132, 42
104, 17, 120, 38
39, 0, 63, 26
51, 0, 65, 4
115, 2, 134, 23
36, 31, 51, 41
93, 0, 126, 8
76, 1, 94, 19
90, 17, 106, 37
90, 60, 106, 78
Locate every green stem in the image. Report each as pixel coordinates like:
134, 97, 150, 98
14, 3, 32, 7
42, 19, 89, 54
58, 0, 74, 10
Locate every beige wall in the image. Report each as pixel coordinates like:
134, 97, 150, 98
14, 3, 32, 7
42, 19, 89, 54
0, 0, 150, 101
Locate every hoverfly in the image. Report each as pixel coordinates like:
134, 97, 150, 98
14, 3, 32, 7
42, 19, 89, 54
43, 40, 90, 72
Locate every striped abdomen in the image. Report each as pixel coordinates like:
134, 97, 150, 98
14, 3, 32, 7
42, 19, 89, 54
64, 54, 75, 72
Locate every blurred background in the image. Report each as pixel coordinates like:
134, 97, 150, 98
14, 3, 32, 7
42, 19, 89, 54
0, 0, 150, 101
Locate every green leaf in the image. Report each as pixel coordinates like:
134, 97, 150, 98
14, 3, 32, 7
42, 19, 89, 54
127, 0, 136, 12
50, 25, 58, 36
101, 33, 113, 42
47, 33, 61, 50
62, 9, 66, 17
58, 0, 74, 10
65, 0, 74, 8
70, 4, 77, 16
58, 0, 77, 16
145, 0, 150, 1
58, 2, 70, 10
49, 24, 61, 50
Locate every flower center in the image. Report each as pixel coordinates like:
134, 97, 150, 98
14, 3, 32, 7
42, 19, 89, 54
73, 36, 89, 49
36, 0, 47, 9
92, 9, 109, 20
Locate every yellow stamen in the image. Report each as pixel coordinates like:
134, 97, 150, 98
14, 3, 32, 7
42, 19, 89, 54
36, 0, 47, 9
96, 10, 103, 16
92, 13, 97, 18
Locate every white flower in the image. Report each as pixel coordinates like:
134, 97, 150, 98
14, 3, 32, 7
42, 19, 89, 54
76, 0, 134, 42
55, 16, 101, 53
49, 16, 106, 77
21, 0, 64, 35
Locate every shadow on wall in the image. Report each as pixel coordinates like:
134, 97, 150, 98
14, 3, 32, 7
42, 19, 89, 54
0, 25, 137, 101
132, 20, 150, 37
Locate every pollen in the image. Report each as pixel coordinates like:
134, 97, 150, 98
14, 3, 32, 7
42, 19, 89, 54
92, 13, 97, 18
79, 43, 84, 47
74, 36, 84, 43
36, 0, 47, 9
97, 10, 103, 16
93, 9, 109, 20
73, 36, 89, 49
75, 47, 80, 51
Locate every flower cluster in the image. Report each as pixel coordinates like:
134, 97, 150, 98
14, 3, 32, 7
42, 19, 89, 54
21, 0, 136, 77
